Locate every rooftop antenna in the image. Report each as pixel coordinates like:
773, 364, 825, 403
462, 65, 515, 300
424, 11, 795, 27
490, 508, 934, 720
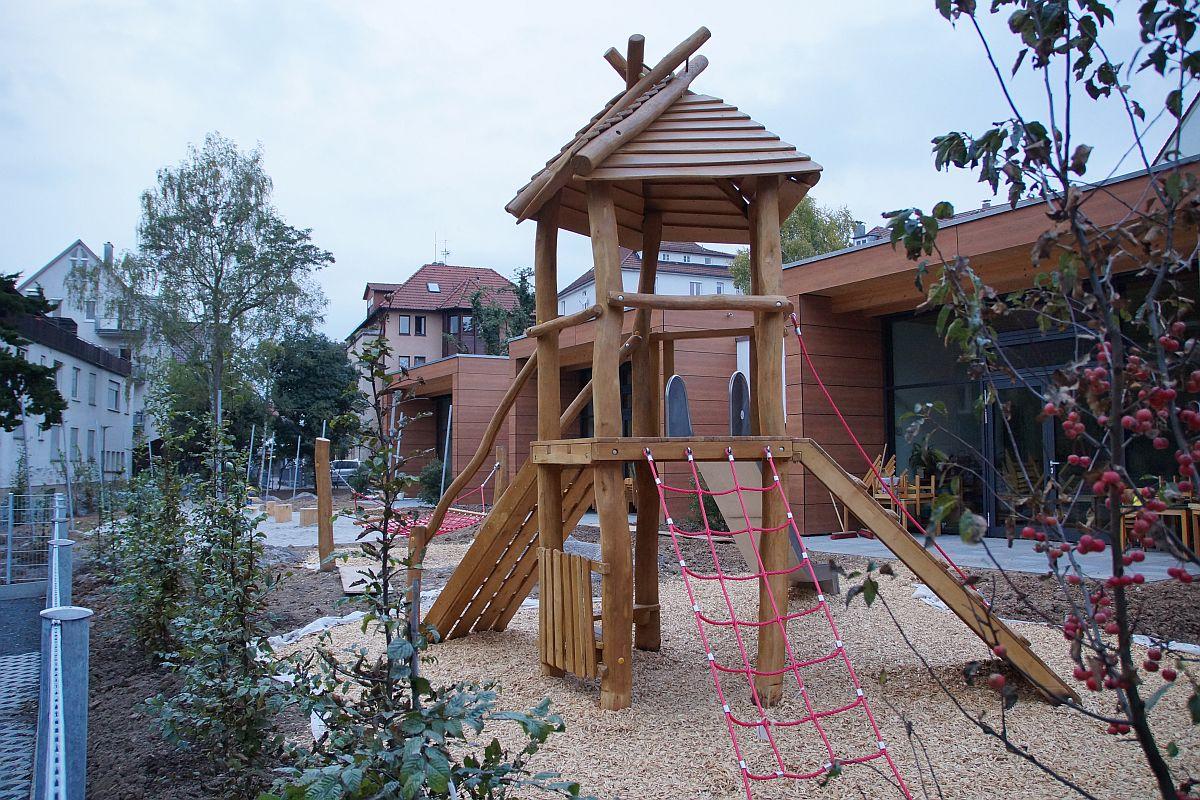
441, 241, 451, 263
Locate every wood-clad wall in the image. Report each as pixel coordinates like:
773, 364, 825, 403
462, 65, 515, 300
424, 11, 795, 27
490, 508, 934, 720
785, 294, 886, 532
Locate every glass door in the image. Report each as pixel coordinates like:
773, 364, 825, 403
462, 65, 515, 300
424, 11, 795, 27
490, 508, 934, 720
985, 382, 1054, 529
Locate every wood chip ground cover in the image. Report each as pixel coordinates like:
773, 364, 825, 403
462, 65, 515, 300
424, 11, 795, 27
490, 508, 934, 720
281, 542, 1200, 800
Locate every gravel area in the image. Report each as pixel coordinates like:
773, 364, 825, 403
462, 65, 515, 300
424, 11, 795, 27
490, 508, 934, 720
283, 543, 1200, 800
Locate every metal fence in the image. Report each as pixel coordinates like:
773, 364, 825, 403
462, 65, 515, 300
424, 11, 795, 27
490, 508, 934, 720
31, 498, 90, 800
2, 494, 63, 585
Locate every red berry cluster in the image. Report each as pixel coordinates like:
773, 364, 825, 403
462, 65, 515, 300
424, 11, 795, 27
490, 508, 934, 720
1167, 565, 1194, 583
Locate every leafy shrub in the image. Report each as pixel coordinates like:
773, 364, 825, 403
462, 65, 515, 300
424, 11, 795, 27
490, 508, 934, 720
146, 422, 291, 793
268, 331, 586, 800
417, 457, 444, 505
112, 458, 191, 653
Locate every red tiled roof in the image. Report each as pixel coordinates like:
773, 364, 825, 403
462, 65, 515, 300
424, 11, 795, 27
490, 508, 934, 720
379, 264, 518, 312
561, 243, 734, 295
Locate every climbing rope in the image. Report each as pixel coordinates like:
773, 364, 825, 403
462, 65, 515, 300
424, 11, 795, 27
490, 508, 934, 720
644, 445, 912, 800
790, 313, 970, 582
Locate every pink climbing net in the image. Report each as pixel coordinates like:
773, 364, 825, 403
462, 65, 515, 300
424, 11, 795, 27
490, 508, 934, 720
644, 445, 912, 800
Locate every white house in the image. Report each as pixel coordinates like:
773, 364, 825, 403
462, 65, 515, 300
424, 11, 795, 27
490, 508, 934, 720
18, 239, 152, 439
556, 241, 737, 314
1, 310, 134, 493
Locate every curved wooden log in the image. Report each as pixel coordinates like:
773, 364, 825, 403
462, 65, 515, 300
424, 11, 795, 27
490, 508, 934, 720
572, 56, 708, 176
525, 304, 602, 338
424, 351, 538, 536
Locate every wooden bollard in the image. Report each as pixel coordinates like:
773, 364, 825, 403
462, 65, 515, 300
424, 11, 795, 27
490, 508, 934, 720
273, 504, 293, 523
299, 507, 318, 527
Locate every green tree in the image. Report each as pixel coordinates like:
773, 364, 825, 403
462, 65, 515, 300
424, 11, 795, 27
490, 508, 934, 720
729, 196, 855, 292
0, 274, 66, 431
469, 267, 535, 355
87, 132, 333, 426
267, 332, 361, 457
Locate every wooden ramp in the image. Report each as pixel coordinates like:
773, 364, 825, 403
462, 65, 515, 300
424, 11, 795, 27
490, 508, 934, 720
425, 460, 596, 640
793, 438, 1077, 703
694, 459, 839, 593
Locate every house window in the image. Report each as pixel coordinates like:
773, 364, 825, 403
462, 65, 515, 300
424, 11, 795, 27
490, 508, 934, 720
705, 257, 712, 264
71, 367, 80, 400
689, 281, 703, 295
53, 361, 63, 389
398, 356, 411, 370
427, 282, 441, 292
50, 426, 61, 459
107, 380, 120, 411
397, 315, 411, 335
449, 315, 460, 335
415, 315, 426, 336
461, 315, 473, 333
69, 427, 79, 460
414, 356, 426, 366
84, 300, 97, 322
86, 429, 96, 462
682, 255, 691, 263
716, 282, 725, 295
87, 373, 97, 405
558, 300, 566, 315
69, 247, 88, 271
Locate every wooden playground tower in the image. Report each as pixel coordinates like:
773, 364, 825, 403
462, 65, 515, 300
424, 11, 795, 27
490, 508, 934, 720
413, 27, 1074, 713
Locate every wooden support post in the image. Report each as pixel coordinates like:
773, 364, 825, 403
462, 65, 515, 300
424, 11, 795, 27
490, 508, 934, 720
535, 192, 565, 677
751, 177, 789, 705
494, 444, 508, 501
314, 437, 334, 572
587, 181, 635, 710
633, 212, 662, 652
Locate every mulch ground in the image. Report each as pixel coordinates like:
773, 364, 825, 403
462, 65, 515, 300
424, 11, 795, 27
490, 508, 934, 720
77, 547, 348, 800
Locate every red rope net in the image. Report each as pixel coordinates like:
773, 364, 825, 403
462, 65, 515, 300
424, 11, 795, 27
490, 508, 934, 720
351, 462, 498, 538
644, 445, 912, 800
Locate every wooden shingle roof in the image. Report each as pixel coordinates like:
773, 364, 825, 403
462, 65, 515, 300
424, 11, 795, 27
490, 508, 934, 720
506, 28, 821, 247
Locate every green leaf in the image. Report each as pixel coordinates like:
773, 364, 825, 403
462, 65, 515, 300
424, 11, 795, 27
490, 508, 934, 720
1188, 690, 1200, 725
932, 201, 955, 220
1168, 741, 1180, 758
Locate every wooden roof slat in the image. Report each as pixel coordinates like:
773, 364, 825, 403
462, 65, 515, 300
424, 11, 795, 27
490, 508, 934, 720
645, 119, 768, 132
602, 151, 810, 169
621, 140, 793, 154
660, 224, 751, 245
674, 93, 723, 104
589, 160, 823, 180
644, 198, 745, 214
656, 110, 751, 122
641, 183, 729, 200
634, 129, 781, 143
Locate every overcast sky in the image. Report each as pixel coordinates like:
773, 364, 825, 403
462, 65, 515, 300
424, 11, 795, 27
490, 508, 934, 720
0, 2, 1176, 338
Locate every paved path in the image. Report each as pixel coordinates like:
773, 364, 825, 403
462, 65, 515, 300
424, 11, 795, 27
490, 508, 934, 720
0, 582, 44, 800
802, 534, 1198, 582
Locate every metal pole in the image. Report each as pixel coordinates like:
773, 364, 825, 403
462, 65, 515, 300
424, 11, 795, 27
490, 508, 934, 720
320, 419, 326, 439
291, 434, 301, 500
266, 440, 275, 495
258, 434, 268, 494
246, 424, 256, 482
35, 606, 92, 800
439, 404, 453, 499
5, 493, 13, 585
48, 534, 73, 607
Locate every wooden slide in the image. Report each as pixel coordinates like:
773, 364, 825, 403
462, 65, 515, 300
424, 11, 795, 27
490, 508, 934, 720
424, 460, 596, 640
793, 437, 1076, 702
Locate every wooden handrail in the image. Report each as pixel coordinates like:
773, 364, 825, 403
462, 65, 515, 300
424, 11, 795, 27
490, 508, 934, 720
651, 326, 755, 342
608, 291, 792, 313
424, 351, 538, 536
525, 304, 602, 338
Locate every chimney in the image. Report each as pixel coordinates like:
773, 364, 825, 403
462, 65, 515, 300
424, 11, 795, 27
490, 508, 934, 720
103, 242, 114, 265
980, 199, 991, 210
853, 222, 866, 238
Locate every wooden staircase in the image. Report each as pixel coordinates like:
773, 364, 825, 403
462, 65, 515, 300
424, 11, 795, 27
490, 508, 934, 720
424, 460, 596, 639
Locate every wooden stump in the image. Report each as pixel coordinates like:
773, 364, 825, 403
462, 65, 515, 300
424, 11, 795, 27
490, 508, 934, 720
299, 507, 319, 527
273, 504, 293, 523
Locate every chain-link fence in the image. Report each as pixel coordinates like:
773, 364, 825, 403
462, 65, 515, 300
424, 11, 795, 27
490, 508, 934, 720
2, 493, 65, 585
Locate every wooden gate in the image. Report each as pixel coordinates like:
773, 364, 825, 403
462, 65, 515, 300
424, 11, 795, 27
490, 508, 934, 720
538, 547, 603, 679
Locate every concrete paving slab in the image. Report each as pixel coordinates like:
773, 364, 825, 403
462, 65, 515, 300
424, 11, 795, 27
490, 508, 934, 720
801, 534, 1199, 582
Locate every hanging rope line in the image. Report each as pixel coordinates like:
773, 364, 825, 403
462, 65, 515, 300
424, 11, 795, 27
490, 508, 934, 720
352, 461, 501, 537
644, 445, 912, 800
790, 313, 970, 582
